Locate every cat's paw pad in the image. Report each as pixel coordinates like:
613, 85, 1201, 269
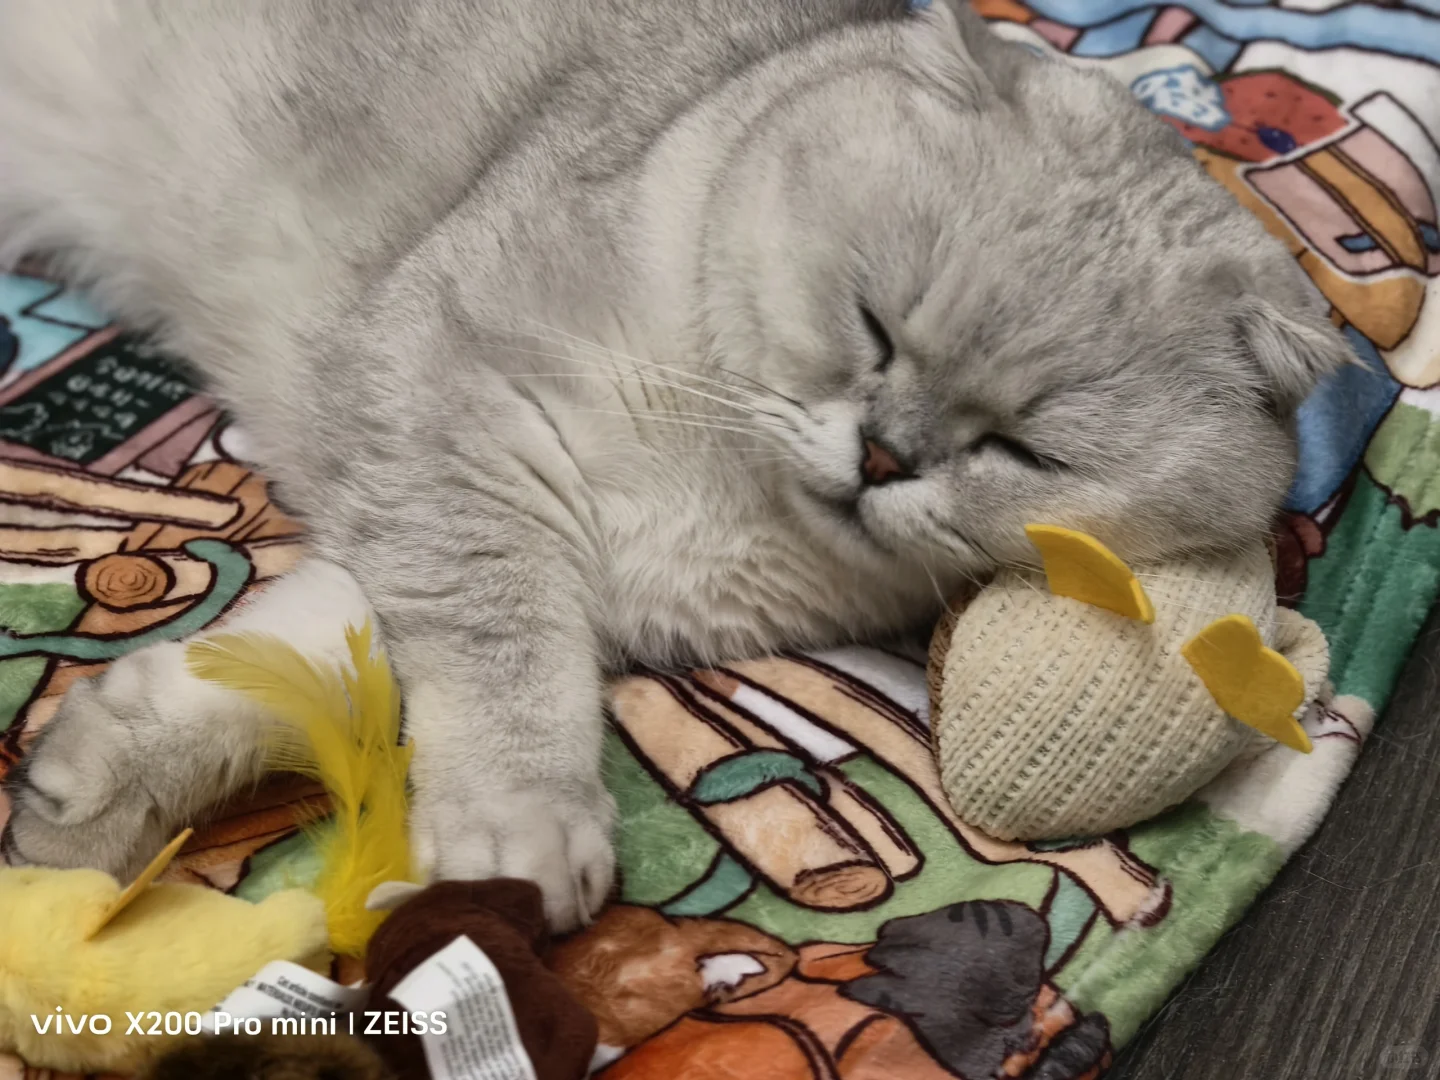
1, 678, 167, 880
410, 784, 615, 932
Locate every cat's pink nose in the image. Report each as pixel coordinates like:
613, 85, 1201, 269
861, 439, 912, 485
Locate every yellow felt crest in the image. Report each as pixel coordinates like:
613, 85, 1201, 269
1181, 614, 1312, 753
1025, 524, 1155, 624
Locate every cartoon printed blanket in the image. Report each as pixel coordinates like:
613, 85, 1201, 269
2, 2, 1439, 1076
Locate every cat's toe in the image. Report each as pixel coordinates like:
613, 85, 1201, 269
1, 679, 166, 879
561, 809, 616, 927
412, 784, 615, 932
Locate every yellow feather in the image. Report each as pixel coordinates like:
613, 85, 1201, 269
186, 621, 415, 955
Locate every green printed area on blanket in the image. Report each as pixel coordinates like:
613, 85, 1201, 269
608, 740, 1058, 938
1302, 400, 1440, 710
1060, 804, 1285, 1044
0, 583, 86, 730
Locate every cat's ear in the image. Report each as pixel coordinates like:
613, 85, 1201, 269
901, 0, 994, 102
1235, 297, 1353, 415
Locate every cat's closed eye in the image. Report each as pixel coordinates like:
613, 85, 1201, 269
974, 433, 1066, 471
859, 304, 895, 371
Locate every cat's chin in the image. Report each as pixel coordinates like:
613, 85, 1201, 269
788, 478, 948, 563
786, 479, 903, 558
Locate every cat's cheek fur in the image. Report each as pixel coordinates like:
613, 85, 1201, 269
785, 399, 869, 503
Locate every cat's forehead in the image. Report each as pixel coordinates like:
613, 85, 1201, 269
907, 242, 1238, 369
897, 281, 1256, 430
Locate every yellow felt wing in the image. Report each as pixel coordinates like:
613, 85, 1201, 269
1181, 614, 1312, 753
84, 828, 193, 939
1025, 524, 1155, 624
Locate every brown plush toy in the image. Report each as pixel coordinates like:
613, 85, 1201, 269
364, 879, 599, 1080
142, 879, 597, 1080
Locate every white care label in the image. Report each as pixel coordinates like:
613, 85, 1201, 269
386, 935, 538, 1080
200, 960, 368, 1034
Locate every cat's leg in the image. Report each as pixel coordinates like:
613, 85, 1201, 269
327, 480, 617, 932
1, 558, 372, 880
383, 610, 616, 931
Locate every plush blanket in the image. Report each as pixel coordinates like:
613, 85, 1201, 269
2, 3, 1438, 1077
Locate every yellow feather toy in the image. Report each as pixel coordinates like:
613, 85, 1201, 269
186, 620, 415, 956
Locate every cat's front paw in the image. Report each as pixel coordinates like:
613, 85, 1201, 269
1, 678, 169, 879
409, 782, 616, 932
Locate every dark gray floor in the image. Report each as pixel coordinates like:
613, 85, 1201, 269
1113, 605, 1440, 1080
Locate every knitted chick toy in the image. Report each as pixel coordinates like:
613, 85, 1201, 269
928, 525, 1330, 841
0, 831, 329, 1074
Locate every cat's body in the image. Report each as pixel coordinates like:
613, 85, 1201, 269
0, 0, 1348, 927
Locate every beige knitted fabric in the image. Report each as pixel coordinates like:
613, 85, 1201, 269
928, 542, 1330, 841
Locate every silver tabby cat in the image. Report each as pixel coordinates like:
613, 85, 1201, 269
0, 0, 1349, 927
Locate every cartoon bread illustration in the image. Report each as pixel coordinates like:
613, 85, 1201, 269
611, 673, 893, 911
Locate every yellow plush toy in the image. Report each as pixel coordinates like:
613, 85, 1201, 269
928, 525, 1330, 841
0, 831, 328, 1074
0, 620, 411, 1075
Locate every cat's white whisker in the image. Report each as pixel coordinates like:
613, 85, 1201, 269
561, 407, 782, 442
467, 342, 757, 412
437, 329, 760, 417
520, 320, 775, 406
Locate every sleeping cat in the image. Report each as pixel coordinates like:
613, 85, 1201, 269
0, 0, 1348, 928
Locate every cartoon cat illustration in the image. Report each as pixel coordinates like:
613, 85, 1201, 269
552, 901, 1110, 1080
551, 904, 798, 1051
842, 901, 1110, 1080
